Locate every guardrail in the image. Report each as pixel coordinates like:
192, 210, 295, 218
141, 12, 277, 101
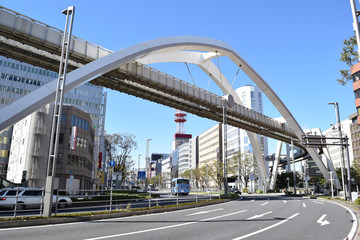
0, 187, 222, 219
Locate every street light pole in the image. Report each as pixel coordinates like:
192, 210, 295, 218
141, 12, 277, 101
222, 98, 228, 198
329, 171, 334, 198
222, 94, 234, 198
145, 139, 152, 188
291, 138, 296, 195
43, 6, 74, 217
138, 154, 142, 183
329, 102, 348, 200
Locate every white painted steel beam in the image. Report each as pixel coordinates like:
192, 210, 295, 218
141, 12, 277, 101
269, 141, 283, 190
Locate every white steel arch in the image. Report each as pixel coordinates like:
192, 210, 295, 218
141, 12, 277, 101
137, 51, 268, 185
0, 36, 330, 182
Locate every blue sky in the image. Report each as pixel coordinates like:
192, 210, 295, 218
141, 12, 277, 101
1, 1, 356, 168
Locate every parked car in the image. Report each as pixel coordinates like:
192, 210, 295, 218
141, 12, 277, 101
0, 187, 72, 210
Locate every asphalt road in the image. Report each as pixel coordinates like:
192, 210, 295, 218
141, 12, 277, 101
0, 195, 356, 240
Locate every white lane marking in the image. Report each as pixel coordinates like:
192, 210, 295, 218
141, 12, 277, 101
232, 213, 300, 240
0, 201, 235, 231
313, 201, 324, 205
283, 200, 287, 203
250, 199, 255, 202
317, 214, 330, 226
186, 208, 223, 216
0, 222, 83, 231
83, 209, 248, 240
303, 203, 306, 208
247, 211, 272, 220
261, 202, 269, 206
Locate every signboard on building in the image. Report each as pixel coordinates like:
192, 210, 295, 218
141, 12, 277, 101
70, 126, 77, 150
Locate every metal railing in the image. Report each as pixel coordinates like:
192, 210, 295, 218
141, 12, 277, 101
0, 187, 222, 219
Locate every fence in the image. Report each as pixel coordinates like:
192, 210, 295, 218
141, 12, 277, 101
0, 187, 222, 219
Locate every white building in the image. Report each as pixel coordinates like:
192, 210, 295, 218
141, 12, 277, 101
178, 137, 198, 175
161, 156, 171, 188
323, 119, 353, 169
231, 85, 268, 157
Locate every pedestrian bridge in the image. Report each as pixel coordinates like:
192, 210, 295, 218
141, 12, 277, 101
0, 6, 337, 186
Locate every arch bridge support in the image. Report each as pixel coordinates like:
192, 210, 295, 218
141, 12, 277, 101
0, 36, 332, 185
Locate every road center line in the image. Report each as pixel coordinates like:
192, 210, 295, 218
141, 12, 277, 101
186, 208, 223, 216
247, 211, 272, 220
303, 203, 306, 208
83, 209, 247, 240
233, 213, 300, 240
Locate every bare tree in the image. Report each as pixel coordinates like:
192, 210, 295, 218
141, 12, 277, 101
105, 133, 137, 184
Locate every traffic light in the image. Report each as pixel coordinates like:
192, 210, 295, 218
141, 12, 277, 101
21, 170, 27, 183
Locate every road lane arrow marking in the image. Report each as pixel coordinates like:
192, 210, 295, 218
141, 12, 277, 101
317, 214, 330, 226
247, 211, 272, 220
186, 208, 223, 216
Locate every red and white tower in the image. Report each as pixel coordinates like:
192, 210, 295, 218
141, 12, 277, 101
173, 110, 192, 150
175, 110, 187, 134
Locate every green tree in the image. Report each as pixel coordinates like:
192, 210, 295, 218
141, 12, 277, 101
351, 161, 360, 191
338, 35, 358, 85
275, 172, 301, 191
105, 133, 137, 184
229, 152, 257, 188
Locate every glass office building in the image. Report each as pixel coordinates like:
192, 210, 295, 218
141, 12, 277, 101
0, 56, 106, 182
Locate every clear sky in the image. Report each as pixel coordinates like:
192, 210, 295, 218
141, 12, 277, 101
1, 1, 356, 168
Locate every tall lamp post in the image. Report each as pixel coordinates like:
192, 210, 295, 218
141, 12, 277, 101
138, 154, 142, 183
43, 6, 74, 217
222, 94, 234, 198
328, 102, 350, 200
145, 139, 152, 188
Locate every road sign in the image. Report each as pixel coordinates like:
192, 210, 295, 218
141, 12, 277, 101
249, 174, 254, 181
109, 160, 115, 167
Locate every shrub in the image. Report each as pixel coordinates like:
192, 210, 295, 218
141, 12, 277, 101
355, 198, 360, 206
256, 190, 263, 194
242, 188, 249, 193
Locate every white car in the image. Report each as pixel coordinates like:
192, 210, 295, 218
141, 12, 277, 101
0, 187, 72, 210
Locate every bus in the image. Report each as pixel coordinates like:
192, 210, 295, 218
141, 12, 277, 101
171, 178, 190, 195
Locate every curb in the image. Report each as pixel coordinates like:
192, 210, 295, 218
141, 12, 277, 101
0, 199, 230, 229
